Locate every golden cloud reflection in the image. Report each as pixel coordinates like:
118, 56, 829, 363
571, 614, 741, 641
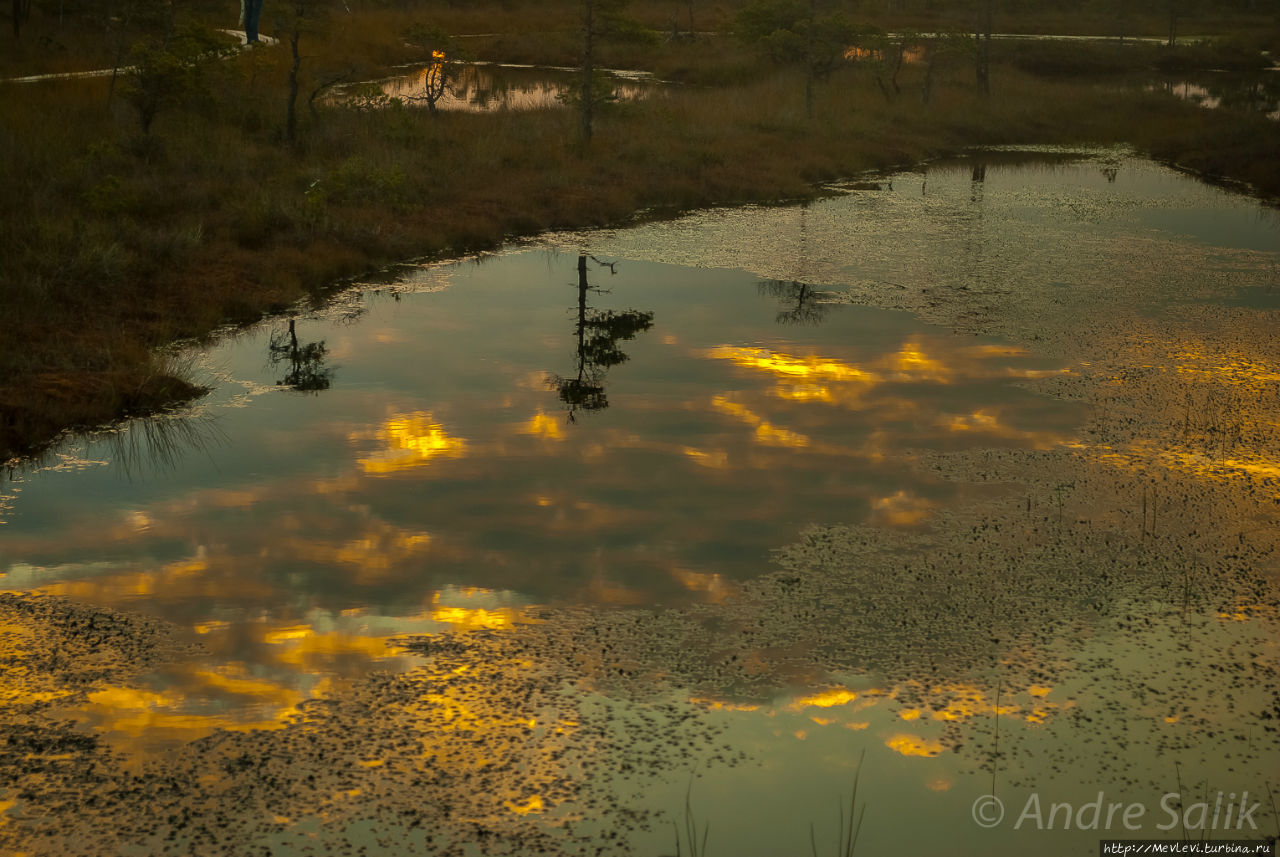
891, 343, 950, 382
943, 409, 1066, 449
283, 523, 434, 584
430, 591, 523, 630
669, 567, 738, 603
1078, 437, 1280, 487
267, 628, 406, 667
691, 680, 1080, 762
352, 412, 467, 475
521, 412, 564, 440
788, 688, 860, 710
67, 620, 427, 746
711, 396, 812, 449
0, 621, 78, 708
771, 384, 835, 402
33, 551, 269, 601
78, 678, 303, 742
47, 601, 599, 838
21, 581, 536, 754
693, 680, 1069, 762
755, 423, 811, 448
702, 341, 1074, 456
871, 491, 935, 526
886, 733, 944, 757
707, 340, 956, 386
506, 795, 545, 815
682, 446, 730, 469
708, 340, 1070, 392
706, 346, 879, 384
1069, 327, 1280, 489
1168, 347, 1280, 386
689, 697, 763, 713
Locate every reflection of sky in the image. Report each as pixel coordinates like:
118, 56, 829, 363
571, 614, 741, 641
629, 608, 1280, 857
0, 158, 1278, 854
0, 251, 1078, 743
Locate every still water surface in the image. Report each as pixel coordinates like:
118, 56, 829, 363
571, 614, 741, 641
1154, 71, 1280, 121
1, 247, 1078, 730
2, 151, 1279, 855
348, 62, 652, 111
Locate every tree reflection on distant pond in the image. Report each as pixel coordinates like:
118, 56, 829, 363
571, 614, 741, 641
1151, 71, 1280, 120
343, 62, 653, 112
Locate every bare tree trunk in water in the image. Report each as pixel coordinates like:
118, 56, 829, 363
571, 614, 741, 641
576, 254, 588, 358
1167, 0, 1178, 47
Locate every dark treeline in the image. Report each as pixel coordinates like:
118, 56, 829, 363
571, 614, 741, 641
6, 0, 1279, 44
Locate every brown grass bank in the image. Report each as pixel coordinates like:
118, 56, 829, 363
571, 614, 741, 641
2, 29, 1278, 463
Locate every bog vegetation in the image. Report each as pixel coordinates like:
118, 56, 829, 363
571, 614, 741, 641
1, 0, 1278, 461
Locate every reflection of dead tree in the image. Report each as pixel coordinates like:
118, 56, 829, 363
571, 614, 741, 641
589, 255, 619, 275
404, 24, 463, 114
268, 319, 334, 393
549, 254, 654, 422
759, 279, 830, 326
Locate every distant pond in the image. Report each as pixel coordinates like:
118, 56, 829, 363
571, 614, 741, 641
1152, 69, 1280, 120
337, 61, 655, 112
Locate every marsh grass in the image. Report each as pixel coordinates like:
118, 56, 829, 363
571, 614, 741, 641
3, 10, 1279, 462
1266, 782, 1279, 842
671, 776, 710, 857
809, 748, 867, 857
106, 408, 226, 480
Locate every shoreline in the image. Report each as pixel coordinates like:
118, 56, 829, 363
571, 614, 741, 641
2, 45, 1278, 466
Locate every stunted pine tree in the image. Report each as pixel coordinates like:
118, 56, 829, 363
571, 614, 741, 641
574, 0, 654, 147
122, 23, 233, 135
736, 0, 856, 119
